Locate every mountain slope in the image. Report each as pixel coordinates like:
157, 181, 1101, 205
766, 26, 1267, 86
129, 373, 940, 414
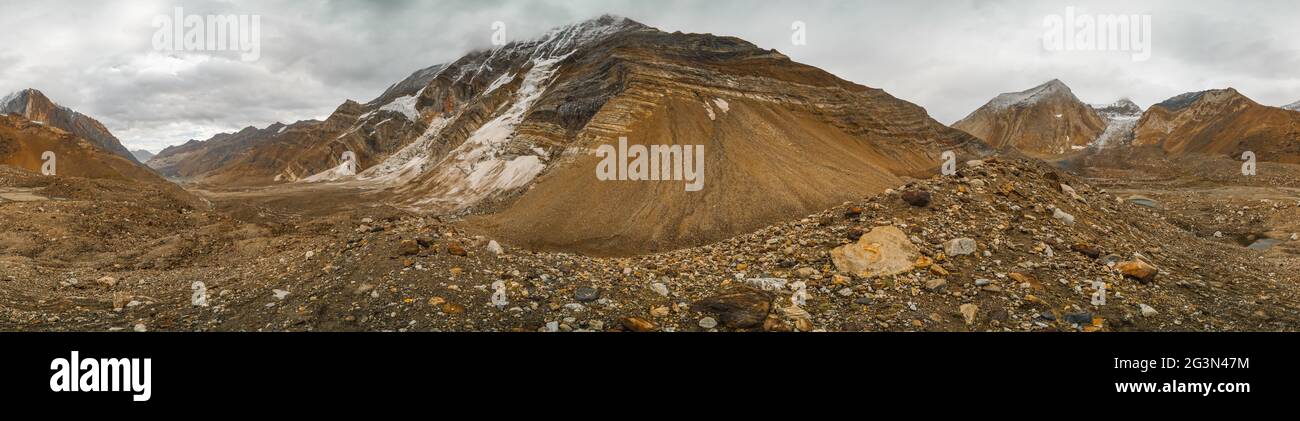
952, 79, 1107, 157
1284, 100, 1300, 111
0, 114, 160, 182
147, 65, 445, 185
150, 121, 304, 180
1132, 89, 1300, 163
0, 89, 138, 163
379, 16, 986, 254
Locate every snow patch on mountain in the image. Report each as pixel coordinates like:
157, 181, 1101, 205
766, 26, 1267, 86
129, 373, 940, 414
1283, 100, 1300, 111
301, 159, 358, 183
0, 90, 24, 112
484, 73, 515, 95
1090, 99, 1143, 149
526, 15, 647, 61
413, 53, 569, 207
357, 115, 453, 185
986, 79, 1071, 111
376, 95, 420, 121
713, 98, 730, 113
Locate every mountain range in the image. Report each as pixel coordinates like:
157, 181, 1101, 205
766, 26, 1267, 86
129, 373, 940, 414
149, 15, 987, 254
954, 79, 1300, 164
6, 15, 1300, 254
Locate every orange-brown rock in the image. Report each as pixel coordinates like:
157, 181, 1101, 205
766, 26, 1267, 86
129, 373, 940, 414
953, 79, 1107, 158
1132, 88, 1300, 163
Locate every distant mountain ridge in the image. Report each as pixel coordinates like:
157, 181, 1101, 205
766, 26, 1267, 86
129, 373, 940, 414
131, 149, 154, 162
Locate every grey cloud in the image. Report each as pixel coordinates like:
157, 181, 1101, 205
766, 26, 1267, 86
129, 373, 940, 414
1, 0, 1297, 152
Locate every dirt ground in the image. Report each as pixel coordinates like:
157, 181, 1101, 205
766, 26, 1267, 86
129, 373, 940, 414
1, 156, 1298, 332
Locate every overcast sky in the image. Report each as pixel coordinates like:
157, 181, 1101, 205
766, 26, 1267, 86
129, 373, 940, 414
2, 0, 1298, 152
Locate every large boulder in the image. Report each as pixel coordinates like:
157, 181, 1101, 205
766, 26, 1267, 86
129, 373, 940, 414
690, 287, 774, 329
1118, 260, 1158, 283
831, 225, 920, 278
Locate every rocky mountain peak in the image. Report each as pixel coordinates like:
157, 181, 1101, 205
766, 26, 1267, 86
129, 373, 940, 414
983, 79, 1078, 112
0, 88, 138, 163
953, 79, 1105, 156
1154, 88, 1252, 112
1283, 100, 1300, 111
1094, 98, 1142, 116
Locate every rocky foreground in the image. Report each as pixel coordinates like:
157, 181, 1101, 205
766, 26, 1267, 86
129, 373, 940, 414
1, 158, 1298, 332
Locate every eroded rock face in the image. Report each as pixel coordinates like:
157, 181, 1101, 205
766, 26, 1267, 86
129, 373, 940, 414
831, 225, 919, 278
953, 79, 1107, 158
0, 89, 138, 163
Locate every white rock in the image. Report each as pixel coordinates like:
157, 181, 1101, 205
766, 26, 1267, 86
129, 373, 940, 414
944, 238, 978, 256
486, 240, 504, 255
650, 282, 670, 297
745, 277, 788, 291
1061, 184, 1084, 201
698, 317, 718, 329
273, 289, 290, 300
133, 323, 147, 332
1052, 208, 1075, 226
1139, 304, 1158, 317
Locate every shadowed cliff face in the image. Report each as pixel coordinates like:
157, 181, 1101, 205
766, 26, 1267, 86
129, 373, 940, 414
952, 79, 1108, 159
0, 89, 139, 163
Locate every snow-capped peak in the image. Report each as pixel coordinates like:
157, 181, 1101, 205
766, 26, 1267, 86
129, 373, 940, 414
985, 79, 1075, 111
516, 14, 650, 60
1092, 98, 1142, 116
0, 90, 25, 110
1283, 100, 1300, 111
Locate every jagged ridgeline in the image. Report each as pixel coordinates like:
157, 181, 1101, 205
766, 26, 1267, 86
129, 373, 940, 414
148, 15, 988, 255
0, 89, 139, 163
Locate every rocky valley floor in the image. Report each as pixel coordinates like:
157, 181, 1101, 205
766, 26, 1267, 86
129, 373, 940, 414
1, 158, 1298, 332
